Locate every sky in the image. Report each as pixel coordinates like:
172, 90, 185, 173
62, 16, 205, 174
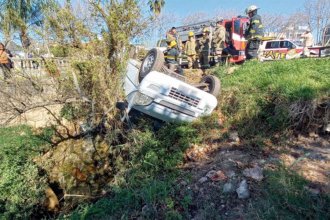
161, 0, 305, 17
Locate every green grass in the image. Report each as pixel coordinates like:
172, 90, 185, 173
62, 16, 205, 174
64, 119, 219, 219
216, 58, 330, 137
0, 126, 50, 219
248, 166, 330, 220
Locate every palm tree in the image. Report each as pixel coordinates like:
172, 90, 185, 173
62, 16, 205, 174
0, 0, 53, 49
148, 0, 165, 16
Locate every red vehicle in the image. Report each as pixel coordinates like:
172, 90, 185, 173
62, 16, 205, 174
221, 16, 250, 63
171, 17, 249, 65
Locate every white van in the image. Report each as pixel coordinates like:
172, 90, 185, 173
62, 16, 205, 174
119, 49, 220, 122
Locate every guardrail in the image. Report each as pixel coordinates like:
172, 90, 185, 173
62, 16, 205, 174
11, 57, 70, 74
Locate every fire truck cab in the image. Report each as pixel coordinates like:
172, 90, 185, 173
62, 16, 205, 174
222, 16, 250, 63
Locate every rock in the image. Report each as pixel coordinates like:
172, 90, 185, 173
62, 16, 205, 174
206, 170, 217, 179
229, 131, 240, 142
243, 165, 264, 181
236, 180, 250, 199
180, 180, 188, 186
324, 123, 330, 132
198, 177, 208, 184
223, 182, 234, 193
226, 170, 236, 178
309, 132, 319, 138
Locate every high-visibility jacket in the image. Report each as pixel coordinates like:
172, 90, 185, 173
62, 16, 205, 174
212, 25, 226, 49
166, 32, 182, 50
245, 14, 264, 40
184, 39, 196, 56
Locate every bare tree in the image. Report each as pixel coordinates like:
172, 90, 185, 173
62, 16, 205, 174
304, 0, 330, 43
181, 12, 210, 25
261, 13, 288, 38
214, 9, 240, 20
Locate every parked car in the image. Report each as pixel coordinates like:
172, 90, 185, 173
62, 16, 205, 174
255, 39, 320, 61
118, 49, 220, 122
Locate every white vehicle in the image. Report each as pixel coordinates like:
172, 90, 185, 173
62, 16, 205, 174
256, 38, 320, 61
118, 49, 220, 122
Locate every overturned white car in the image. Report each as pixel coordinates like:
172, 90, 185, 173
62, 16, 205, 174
118, 49, 220, 122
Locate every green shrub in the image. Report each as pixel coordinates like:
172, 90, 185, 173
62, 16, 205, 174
50, 45, 70, 57
0, 126, 49, 219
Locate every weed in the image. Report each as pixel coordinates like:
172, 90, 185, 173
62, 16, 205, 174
0, 126, 50, 219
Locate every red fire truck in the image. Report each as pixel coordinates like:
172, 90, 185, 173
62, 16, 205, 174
221, 16, 250, 63
157, 16, 249, 66
172, 16, 250, 65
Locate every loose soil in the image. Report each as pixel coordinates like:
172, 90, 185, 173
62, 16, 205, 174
180, 133, 329, 219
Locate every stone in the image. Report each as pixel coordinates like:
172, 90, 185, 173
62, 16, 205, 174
226, 170, 236, 178
236, 180, 250, 199
198, 177, 208, 184
206, 170, 217, 179
229, 131, 240, 142
223, 182, 234, 193
243, 165, 264, 181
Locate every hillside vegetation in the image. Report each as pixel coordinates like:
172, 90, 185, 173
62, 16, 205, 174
0, 58, 329, 219
217, 58, 329, 138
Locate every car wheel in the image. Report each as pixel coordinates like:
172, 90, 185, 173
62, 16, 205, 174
200, 75, 221, 97
139, 48, 164, 82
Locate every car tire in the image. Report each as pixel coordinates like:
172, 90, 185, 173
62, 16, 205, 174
200, 75, 221, 97
139, 48, 164, 82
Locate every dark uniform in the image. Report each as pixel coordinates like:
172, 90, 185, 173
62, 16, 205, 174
165, 47, 183, 75
245, 11, 264, 59
245, 13, 264, 40
199, 31, 211, 70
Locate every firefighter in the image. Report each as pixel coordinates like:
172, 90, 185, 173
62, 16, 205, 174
165, 40, 183, 75
184, 31, 197, 69
199, 28, 211, 73
245, 5, 264, 59
301, 28, 314, 57
212, 18, 226, 65
166, 27, 182, 51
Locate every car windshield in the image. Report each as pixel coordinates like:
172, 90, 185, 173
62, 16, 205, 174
280, 41, 295, 49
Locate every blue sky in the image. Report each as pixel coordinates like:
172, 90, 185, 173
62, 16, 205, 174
161, 0, 305, 17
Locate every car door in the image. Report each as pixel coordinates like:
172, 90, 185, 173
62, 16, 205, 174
278, 41, 293, 58
262, 41, 281, 60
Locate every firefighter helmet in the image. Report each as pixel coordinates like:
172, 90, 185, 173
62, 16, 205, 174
169, 40, 177, 48
245, 5, 259, 14
203, 27, 210, 33
188, 31, 194, 37
216, 17, 224, 23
